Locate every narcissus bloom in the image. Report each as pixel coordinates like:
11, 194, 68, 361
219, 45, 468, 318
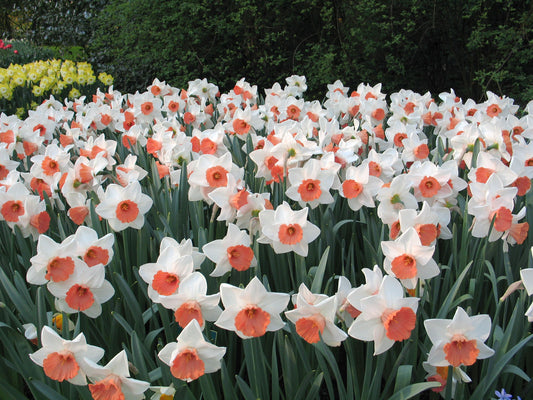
202, 223, 257, 276
257, 201, 320, 257
467, 151, 517, 186
29, 143, 71, 187
381, 227, 440, 289
29, 326, 104, 386
290, 282, 329, 308
190, 125, 227, 157
285, 158, 335, 208
207, 174, 247, 223
158, 319, 226, 382
149, 384, 176, 400
158, 272, 221, 329
408, 161, 453, 203
215, 277, 290, 339
27, 234, 79, 285
0, 182, 30, 225
362, 148, 402, 183
376, 175, 418, 225
226, 106, 263, 139
22, 323, 38, 345
335, 276, 357, 325
468, 174, 518, 242
423, 361, 471, 395
47, 261, 114, 318
285, 75, 307, 97
12, 192, 50, 239
285, 284, 348, 346
348, 276, 419, 355
233, 191, 273, 233
70, 225, 114, 268
84, 350, 150, 400
138, 246, 194, 303
115, 154, 148, 187
95, 180, 153, 231
158, 237, 206, 270
187, 152, 243, 203
61, 154, 107, 200
398, 201, 443, 246
339, 164, 382, 211
0, 147, 19, 180
345, 266, 384, 321
78, 134, 117, 170
424, 307, 495, 367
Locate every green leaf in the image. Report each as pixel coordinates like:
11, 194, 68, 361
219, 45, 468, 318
471, 334, 533, 399
393, 365, 413, 392
271, 337, 280, 400
332, 219, 352, 236
471, 138, 483, 168
144, 327, 163, 349
112, 273, 144, 336
198, 374, 219, 400
29, 380, 69, 400
277, 332, 299, 399
436, 261, 472, 318
111, 311, 133, 335
293, 370, 319, 400
243, 337, 269, 399
449, 293, 474, 310
35, 286, 48, 334
387, 382, 441, 400
305, 372, 324, 400
0, 269, 33, 321
130, 331, 149, 380
220, 361, 238, 400
142, 304, 158, 325
311, 246, 329, 293
235, 375, 257, 400
502, 364, 531, 382
314, 340, 347, 399
0, 379, 28, 400
148, 367, 162, 381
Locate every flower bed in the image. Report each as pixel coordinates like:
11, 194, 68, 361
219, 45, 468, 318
0, 59, 113, 118
0, 76, 532, 400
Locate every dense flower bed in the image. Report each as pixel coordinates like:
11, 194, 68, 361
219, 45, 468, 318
0, 76, 532, 400
0, 59, 113, 117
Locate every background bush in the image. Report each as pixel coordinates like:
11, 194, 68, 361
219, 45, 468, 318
87, 0, 533, 104
2, 0, 533, 104
0, 40, 54, 68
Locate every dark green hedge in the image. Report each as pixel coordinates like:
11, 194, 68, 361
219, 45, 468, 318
20, 0, 533, 104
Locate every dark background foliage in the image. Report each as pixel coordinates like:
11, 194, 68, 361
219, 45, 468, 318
3, 0, 533, 105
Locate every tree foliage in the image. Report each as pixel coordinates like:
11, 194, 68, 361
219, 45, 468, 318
5, 0, 533, 105
7, 0, 108, 47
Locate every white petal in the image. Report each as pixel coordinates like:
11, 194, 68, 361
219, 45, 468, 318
424, 319, 450, 345
158, 343, 178, 366
322, 322, 348, 346
348, 317, 381, 341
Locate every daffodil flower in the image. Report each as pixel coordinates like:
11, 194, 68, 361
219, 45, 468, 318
257, 201, 320, 257
158, 319, 226, 382
30, 326, 104, 386
424, 306, 495, 368
348, 275, 419, 354
215, 277, 290, 339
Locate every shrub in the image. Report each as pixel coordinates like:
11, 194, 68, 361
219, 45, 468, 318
0, 39, 54, 68
88, 0, 533, 105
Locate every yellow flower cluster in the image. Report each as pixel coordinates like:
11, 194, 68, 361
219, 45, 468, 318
0, 59, 114, 100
